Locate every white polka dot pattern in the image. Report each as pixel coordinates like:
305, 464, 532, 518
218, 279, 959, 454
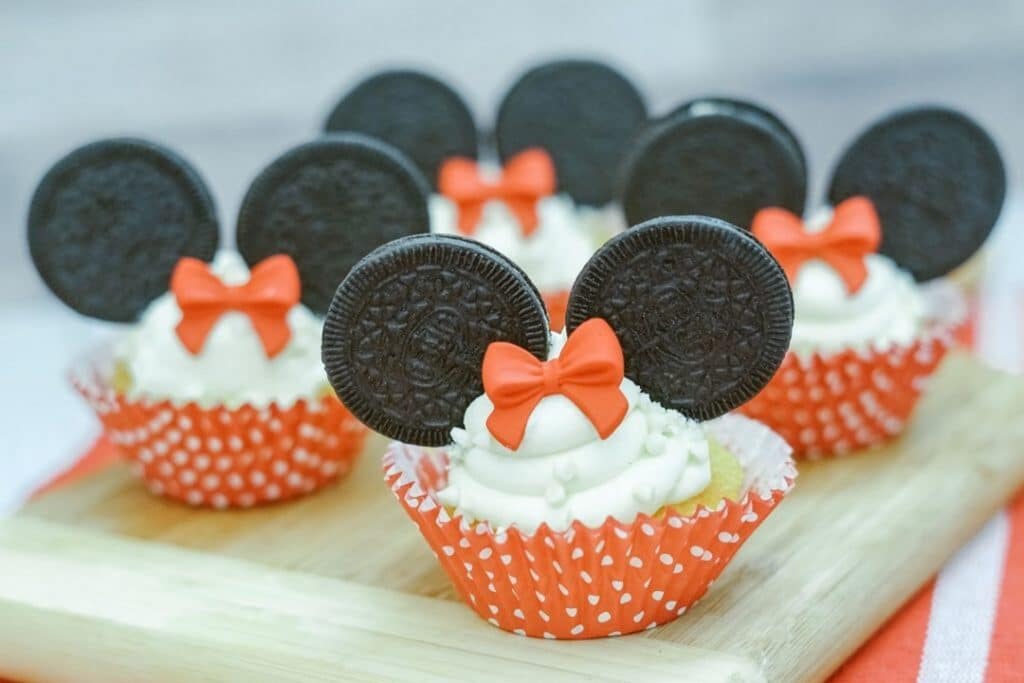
739, 286, 964, 459
384, 420, 795, 639
72, 359, 368, 508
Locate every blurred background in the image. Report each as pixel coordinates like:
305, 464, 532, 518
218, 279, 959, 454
1, 0, 1023, 507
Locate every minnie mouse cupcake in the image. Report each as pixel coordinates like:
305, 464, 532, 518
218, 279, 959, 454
324, 61, 647, 330
321, 216, 797, 638
28, 134, 431, 505
619, 102, 1005, 457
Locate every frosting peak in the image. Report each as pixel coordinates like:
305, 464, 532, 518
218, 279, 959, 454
429, 193, 598, 292
481, 317, 627, 450
115, 251, 327, 407
752, 197, 881, 294
438, 333, 712, 533
788, 207, 928, 356
438, 149, 556, 236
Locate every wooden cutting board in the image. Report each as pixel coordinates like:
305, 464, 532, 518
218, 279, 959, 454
3, 352, 1023, 682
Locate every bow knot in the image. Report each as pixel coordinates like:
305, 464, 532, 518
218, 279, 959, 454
541, 359, 562, 395
751, 196, 882, 294
171, 254, 301, 358
481, 318, 628, 451
439, 148, 556, 237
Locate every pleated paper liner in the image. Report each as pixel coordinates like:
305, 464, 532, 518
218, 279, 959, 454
385, 414, 796, 639
738, 281, 966, 459
70, 347, 368, 508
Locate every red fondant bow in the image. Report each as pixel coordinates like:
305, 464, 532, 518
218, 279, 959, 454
438, 148, 556, 237
482, 318, 628, 451
751, 196, 882, 294
171, 254, 301, 358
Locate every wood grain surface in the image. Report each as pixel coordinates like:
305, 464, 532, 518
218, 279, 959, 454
0, 517, 758, 683
13, 352, 1024, 682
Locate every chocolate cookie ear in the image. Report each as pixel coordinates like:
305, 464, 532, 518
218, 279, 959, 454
27, 138, 219, 322
828, 106, 1006, 282
668, 97, 808, 184
236, 133, 431, 315
323, 234, 550, 447
619, 98, 806, 229
324, 69, 479, 189
495, 59, 647, 206
565, 215, 793, 421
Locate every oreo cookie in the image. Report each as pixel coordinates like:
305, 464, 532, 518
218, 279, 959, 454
323, 234, 550, 446
27, 138, 219, 322
495, 59, 647, 206
828, 106, 1006, 282
565, 215, 793, 421
429, 232, 548, 319
668, 97, 807, 183
619, 101, 806, 229
236, 133, 431, 314
324, 70, 479, 188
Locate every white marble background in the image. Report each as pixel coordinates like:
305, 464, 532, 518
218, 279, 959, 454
1, 1, 1022, 509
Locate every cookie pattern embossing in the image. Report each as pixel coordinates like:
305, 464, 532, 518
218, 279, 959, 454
566, 217, 793, 421
324, 236, 549, 446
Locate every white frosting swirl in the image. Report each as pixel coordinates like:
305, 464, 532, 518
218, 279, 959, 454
115, 251, 327, 408
437, 334, 712, 533
789, 208, 929, 356
429, 193, 619, 292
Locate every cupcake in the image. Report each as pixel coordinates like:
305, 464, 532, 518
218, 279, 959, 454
323, 61, 647, 330
617, 101, 1006, 457
321, 216, 797, 638
28, 133, 434, 505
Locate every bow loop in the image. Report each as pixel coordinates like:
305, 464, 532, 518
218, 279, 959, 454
752, 196, 881, 294
481, 318, 628, 450
439, 148, 556, 237
171, 254, 301, 358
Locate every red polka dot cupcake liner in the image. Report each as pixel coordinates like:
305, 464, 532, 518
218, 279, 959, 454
384, 414, 795, 639
738, 281, 966, 459
70, 350, 368, 508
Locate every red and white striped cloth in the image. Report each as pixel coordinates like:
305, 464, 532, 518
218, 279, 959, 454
834, 289, 1024, 682
834, 494, 1024, 682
